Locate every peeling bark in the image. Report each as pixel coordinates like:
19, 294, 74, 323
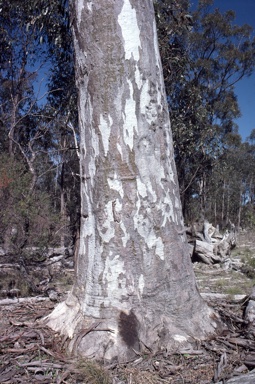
45, 0, 220, 362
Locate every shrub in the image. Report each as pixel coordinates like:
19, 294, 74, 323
0, 154, 61, 256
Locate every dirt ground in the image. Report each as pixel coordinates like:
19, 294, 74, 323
1, 231, 255, 383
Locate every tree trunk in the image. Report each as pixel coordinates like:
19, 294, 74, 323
45, 0, 220, 362
226, 184, 230, 224
221, 179, 225, 224
237, 188, 243, 230
60, 166, 67, 247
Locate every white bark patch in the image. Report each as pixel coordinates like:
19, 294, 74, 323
114, 198, 122, 213
80, 212, 97, 298
77, 0, 85, 25
120, 221, 130, 247
173, 334, 187, 343
157, 190, 176, 226
136, 178, 147, 198
117, 142, 123, 159
118, 0, 141, 61
136, 158, 157, 202
134, 199, 165, 260
107, 174, 124, 198
99, 114, 112, 155
140, 80, 149, 115
87, 1, 92, 12
98, 201, 115, 243
102, 254, 129, 304
135, 65, 143, 90
148, 232, 164, 260
152, 156, 166, 190
153, 19, 163, 77
123, 80, 137, 150
168, 162, 175, 184
88, 161, 96, 185
138, 274, 145, 295
89, 127, 99, 183
140, 80, 158, 125
92, 126, 99, 157
152, 18, 165, 113
80, 179, 95, 238
45, 295, 82, 338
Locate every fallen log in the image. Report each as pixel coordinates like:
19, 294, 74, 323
0, 296, 49, 306
194, 239, 223, 264
201, 293, 247, 301
191, 221, 236, 264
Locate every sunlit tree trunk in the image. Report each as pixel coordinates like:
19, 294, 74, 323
45, 0, 219, 362
214, 199, 217, 226
226, 184, 230, 224
237, 188, 243, 229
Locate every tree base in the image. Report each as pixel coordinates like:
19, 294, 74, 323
44, 292, 222, 363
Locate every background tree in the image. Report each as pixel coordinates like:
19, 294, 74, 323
0, 0, 79, 254
210, 134, 255, 229
46, 0, 219, 362
155, 0, 255, 224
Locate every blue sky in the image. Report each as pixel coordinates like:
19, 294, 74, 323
191, 0, 255, 141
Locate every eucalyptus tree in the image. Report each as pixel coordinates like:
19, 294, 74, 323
155, 0, 255, 221
0, 0, 67, 252
222, 137, 255, 229
202, 131, 255, 229
45, 0, 220, 362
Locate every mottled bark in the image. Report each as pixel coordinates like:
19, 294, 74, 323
45, 0, 220, 362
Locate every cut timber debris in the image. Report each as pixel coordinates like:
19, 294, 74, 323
189, 220, 237, 264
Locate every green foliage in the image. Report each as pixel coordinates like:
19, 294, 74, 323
0, 0, 80, 253
225, 286, 243, 295
0, 268, 32, 296
242, 209, 255, 229
207, 137, 255, 227
0, 154, 61, 254
155, 0, 255, 225
241, 248, 255, 269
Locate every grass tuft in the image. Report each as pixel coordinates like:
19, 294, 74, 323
75, 360, 111, 384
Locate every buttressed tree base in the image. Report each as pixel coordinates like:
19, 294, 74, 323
45, 0, 221, 362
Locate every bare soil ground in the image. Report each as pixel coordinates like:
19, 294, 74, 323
1, 231, 255, 383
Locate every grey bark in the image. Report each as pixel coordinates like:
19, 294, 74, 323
216, 370, 255, 384
192, 221, 236, 264
45, 0, 220, 362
